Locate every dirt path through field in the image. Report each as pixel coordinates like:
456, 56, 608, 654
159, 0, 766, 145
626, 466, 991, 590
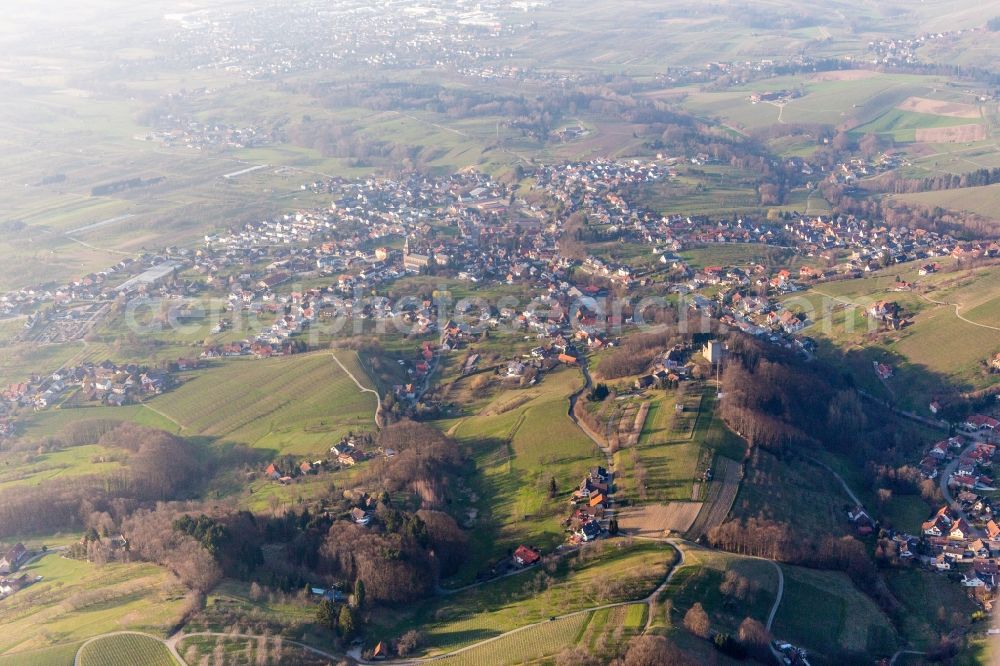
326, 351, 383, 428
913, 290, 1000, 332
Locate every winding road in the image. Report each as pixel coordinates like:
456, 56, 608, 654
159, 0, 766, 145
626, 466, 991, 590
913, 290, 1000, 333
327, 351, 383, 429
70, 353, 789, 666
766, 561, 784, 631
68, 537, 786, 666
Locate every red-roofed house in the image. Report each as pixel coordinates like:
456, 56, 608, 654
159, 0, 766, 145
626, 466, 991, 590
513, 545, 541, 567
965, 414, 999, 430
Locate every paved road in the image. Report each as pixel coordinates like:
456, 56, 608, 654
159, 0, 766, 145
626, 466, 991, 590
765, 560, 786, 663
939, 438, 984, 527
766, 561, 784, 631
566, 356, 617, 529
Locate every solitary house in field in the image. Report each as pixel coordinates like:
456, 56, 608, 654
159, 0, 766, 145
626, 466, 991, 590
513, 545, 541, 567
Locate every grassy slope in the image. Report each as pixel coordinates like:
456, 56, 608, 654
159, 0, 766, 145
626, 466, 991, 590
788, 261, 1000, 411
662, 543, 778, 635
0, 554, 185, 655
432, 604, 648, 666
772, 566, 897, 658
884, 568, 978, 650
892, 183, 1000, 221
175, 635, 331, 666
663, 543, 896, 659
371, 540, 675, 657
446, 367, 602, 580
0, 642, 81, 666
146, 351, 377, 456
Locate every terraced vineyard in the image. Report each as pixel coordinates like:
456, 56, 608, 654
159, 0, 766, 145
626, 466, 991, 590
76, 634, 175, 666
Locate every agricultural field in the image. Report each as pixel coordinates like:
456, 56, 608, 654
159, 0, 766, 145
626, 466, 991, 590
75, 633, 175, 666
15, 405, 182, 441
788, 260, 1000, 411
851, 108, 982, 143
677, 72, 954, 131
0, 340, 89, 389
616, 502, 702, 537
370, 539, 675, 657
772, 565, 897, 659
679, 243, 793, 270
145, 351, 377, 456
0, 444, 123, 489
634, 166, 761, 215
661, 543, 779, 636
614, 386, 744, 506
892, 182, 1000, 221
175, 635, 333, 666
0, 642, 81, 666
433, 612, 592, 666
445, 367, 603, 580
0, 554, 187, 656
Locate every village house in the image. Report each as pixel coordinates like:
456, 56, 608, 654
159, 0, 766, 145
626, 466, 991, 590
512, 545, 541, 567
0, 544, 28, 574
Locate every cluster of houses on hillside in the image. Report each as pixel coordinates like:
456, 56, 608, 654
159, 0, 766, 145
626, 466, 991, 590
260, 434, 392, 486
905, 419, 1000, 604
2, 361, 174, 411
566, 466, 611, 544
866, 27, 982, 69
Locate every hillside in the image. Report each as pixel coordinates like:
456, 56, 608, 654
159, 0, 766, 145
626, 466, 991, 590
892, 184, 1000, 229
788, 260, 1000, 412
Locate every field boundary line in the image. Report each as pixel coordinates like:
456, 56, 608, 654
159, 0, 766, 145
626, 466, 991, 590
139, 403, 186, 431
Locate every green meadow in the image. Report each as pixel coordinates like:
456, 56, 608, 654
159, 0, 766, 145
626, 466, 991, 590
445, 367, 602, 581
